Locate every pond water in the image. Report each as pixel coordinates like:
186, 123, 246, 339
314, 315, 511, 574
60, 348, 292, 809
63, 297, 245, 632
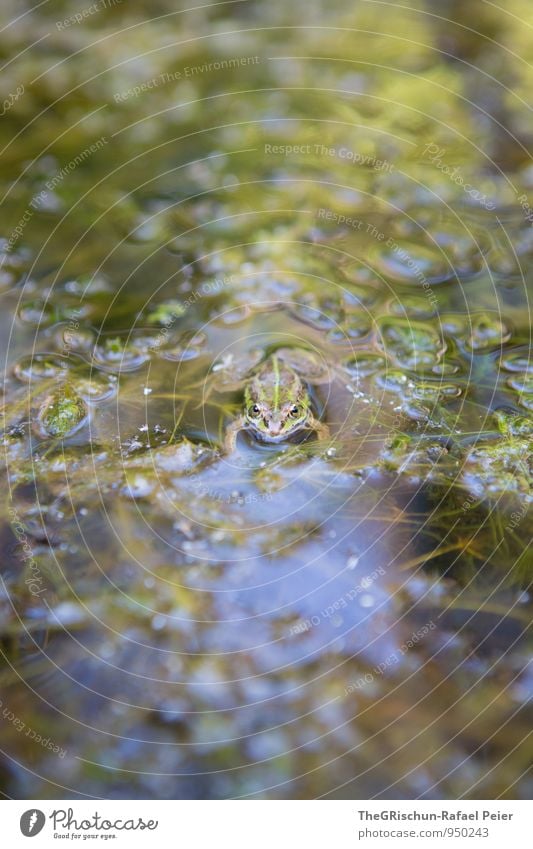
0, 0, 532, 799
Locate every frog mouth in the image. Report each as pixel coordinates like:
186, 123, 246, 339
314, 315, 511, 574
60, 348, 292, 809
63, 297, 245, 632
251, 421, 308, 444
255, 431, 291, 444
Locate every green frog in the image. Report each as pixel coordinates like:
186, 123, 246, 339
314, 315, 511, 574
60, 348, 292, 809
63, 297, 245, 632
218, 348, 331, 452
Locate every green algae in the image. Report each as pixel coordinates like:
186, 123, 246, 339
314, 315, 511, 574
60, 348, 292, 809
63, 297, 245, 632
36, 384, 88, 438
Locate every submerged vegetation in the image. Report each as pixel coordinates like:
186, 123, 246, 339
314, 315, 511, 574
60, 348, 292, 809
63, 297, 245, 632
0, 0, 532, 800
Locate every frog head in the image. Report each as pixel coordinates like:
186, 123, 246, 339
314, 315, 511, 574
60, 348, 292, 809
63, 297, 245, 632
243, 355, 311, 442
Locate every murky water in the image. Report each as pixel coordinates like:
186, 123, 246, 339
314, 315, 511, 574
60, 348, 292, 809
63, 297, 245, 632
0, 0, 532, 799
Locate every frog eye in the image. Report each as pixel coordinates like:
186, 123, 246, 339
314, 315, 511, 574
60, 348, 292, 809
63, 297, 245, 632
248, 404, 261, 417
289, 405, 301, 418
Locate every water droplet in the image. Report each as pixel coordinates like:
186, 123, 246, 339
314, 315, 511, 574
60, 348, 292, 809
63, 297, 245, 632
369, 240, 453, 285
343, 353, 386, 378
214, 306, 250, 325
14, 354, 68, 382
290, 304, 339, 330
518, 395, 533, 412
327, 315, 372, 342
378, 318, 445, 369
467, 314, 511, 352
159, 330, 207, 362
73, 375, 116, 403
431, 361, 461, 376
93, 335, 150, 372
500, 350, 533, 373
388, 294, 437, 318
375, 369, 411, 392
124, 474, 154, 499
507, 374, 533, 394
411, 382, 462, 402
52, 323, 95, 354
360, 594, 374, 608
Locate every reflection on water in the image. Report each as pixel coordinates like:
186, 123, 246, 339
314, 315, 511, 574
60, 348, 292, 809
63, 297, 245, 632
0, 0, 532, 799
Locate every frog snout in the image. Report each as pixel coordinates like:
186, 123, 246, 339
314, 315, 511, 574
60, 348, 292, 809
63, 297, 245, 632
266, 415, 283, 435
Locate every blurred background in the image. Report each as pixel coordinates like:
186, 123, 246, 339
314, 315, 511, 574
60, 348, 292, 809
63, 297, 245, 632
0, 0, 532, 799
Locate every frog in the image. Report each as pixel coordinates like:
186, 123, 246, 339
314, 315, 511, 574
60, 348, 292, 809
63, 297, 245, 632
215, 347, 332, 452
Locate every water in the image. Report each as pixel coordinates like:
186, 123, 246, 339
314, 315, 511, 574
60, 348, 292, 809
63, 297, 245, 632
0, 0, 532, 799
